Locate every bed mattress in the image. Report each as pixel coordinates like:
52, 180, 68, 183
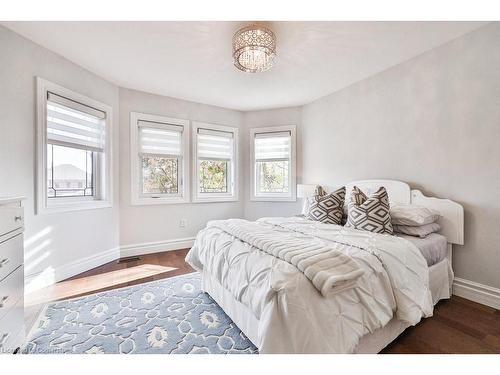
397, 233, 448, 266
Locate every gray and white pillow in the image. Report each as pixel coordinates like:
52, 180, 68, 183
345, 186, 393, 234
306, 186, 345, 225
301, 185, 326, 215
390, 204, 441, 226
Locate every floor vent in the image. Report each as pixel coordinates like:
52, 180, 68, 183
118, 256, 141, 263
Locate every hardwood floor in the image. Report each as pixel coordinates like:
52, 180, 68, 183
382, 296, 500, 353
28, 248, 500, 354
25, 249, 194, 306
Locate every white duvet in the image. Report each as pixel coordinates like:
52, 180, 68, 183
186, 217, 433, 353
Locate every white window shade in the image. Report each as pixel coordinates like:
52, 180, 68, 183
139, 120, 183, 157
47, 92, 106, 152
254, 131, 291, 161
197, 128, 234, 161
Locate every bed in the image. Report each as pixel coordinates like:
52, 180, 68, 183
186, 180, 464, 353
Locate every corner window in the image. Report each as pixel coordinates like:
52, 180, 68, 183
250, 125, 296, 201
130, 112, 189, 205
193, 122, 238, 202
36, 78, 113, 214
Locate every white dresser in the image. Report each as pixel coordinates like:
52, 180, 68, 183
0, 197, 25, 354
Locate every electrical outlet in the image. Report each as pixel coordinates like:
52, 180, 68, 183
179, 219, 187, 228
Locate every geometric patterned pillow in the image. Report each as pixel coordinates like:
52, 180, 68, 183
306, 186, 345, 225
345, 186, 393, 234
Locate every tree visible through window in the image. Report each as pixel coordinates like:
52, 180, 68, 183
199, 160, 228, 193
137, 120, 184, 199
142, 156, 179, 194
257, 160, 289, 193
195, 125, 236, 200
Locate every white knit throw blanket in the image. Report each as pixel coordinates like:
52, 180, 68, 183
207, 219, 364, 297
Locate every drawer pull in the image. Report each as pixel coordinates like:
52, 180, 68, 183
14, 216, 22, 222
0, 258, 9, 268
0, 296, 8, 308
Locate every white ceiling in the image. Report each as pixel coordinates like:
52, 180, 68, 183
3, 21, 487, 111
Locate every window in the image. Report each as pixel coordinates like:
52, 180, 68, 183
36, 78, 113, 214
193, 122, 238, 202
130, 112, 189, 205
250, 125, 296, 201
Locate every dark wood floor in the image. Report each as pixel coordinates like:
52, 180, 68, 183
382, 296, 500, 353
32, 249, 500, 354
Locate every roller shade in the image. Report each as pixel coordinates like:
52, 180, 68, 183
197, 128, 234, 161
46, 92, 106, 152
254, 131, 291, 161
139, 120, 183, 157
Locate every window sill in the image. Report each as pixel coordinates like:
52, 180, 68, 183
131, 196, 190, 206
39, 200, 112, 214
192, 196, 238, 203
250, 196, 297, 202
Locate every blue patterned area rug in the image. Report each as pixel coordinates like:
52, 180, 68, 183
25, 272, 258, 354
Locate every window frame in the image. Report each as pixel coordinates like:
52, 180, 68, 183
130, 112, 190, 205
192, 121, 239, 203
36, 77, 113, 214
46, 144, 99, 199
250, 125, 297, 202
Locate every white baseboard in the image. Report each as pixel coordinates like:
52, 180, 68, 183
120, 237, 195, 258
25, 237, 194, 293
25, 246, 120, 294
57, 246, 120, 281
453, 277, 500, 310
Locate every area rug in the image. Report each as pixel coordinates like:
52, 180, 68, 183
25, 272, 258, 354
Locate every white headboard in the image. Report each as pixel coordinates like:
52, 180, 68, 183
345, 179, 411, 205
411, 189, 464, 246
317, 179, 464, 245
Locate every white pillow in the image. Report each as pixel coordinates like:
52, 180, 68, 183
393, 223, 441, 238
390, 204, 441, 226
301, 196, 312, 215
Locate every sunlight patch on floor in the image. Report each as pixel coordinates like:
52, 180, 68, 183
25, 264, 178, 306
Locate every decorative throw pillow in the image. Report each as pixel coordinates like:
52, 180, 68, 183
301, 186, 322, 215
345, 186, 393, 234
301, 185, 326, 215
306, 186, 345, 225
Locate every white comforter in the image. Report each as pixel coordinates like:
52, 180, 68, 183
186, 217, 433, 353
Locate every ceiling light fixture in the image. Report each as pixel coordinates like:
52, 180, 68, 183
232, 24, 276, 73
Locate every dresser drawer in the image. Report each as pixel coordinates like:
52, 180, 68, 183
0, 207, 23, 238
0, 234, 23, 282
0, 266, 23, 322
0, 299, 24, 353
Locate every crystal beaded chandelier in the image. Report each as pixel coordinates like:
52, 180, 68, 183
232, 24, 276, 73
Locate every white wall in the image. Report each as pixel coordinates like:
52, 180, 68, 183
300, 23, 500, 289
0, 26, 120, 289
118, 88, 244, 251
242, 107, 303, 220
